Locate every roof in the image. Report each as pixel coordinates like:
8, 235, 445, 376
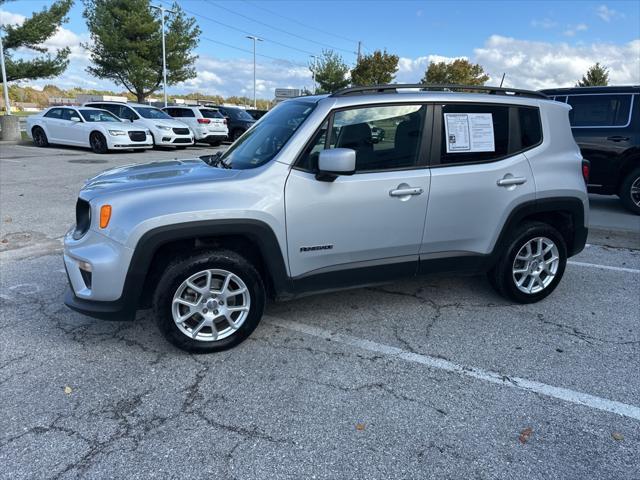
331, 84, 548, 100
540, 85, 640, 95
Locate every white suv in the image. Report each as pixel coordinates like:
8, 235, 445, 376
162, 106, 229, 146
84, 101, 194, 148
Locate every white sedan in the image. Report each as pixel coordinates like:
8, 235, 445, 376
26, 106, 153, 153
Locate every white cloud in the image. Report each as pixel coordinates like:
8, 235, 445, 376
531, 18, 558, 29
564, 23, 588, 37
596, 4, 621, 22
396, 54, 466, 83
0, 9, 25, 26
177, 55, 312, 98
474, 35, 640, 90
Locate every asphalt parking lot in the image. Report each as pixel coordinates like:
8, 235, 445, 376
1, 143, 639, 479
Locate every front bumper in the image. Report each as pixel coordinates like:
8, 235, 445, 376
153, 130, 194, 146
106, 134, 153, 149
63, 228, 137, 321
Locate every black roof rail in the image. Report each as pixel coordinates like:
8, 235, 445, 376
331, 84, 548, 100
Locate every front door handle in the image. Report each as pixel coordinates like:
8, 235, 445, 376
497, 176, 527, 187
607, 135, 629, 142
389, 186, 423, 197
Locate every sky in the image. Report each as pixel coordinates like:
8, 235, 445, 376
1, 0, 639, 99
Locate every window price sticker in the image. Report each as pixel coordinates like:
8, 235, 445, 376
444, 113, 495, 153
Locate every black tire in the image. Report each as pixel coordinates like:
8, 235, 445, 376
89, 131, 108, 154
153, 249, 266, 353
488, 221, 567, 304
32, 127, 49, 147
619, 168, 640, 215
231, 129, 244, 141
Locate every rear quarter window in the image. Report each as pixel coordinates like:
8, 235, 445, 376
567, 94, 632, 127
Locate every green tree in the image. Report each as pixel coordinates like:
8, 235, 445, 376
577, 63, 609, 87
83, 0, 200, 102
351, 50, 399, 86
421, 59, 489, 86
309, 50, 350, 93
0, 0, 73, 82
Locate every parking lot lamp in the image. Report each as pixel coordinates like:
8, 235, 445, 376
246, 35, 263, 109
150, 4, 175, 107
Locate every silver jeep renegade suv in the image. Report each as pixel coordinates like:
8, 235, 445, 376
63, 84, 589, 353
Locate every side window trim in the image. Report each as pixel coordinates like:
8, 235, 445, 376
294, 102, 433, 174
429, 103, 542, 168
566, 93, 635, 129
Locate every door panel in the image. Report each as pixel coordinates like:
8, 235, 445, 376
285, 168, 430, 277
421, 153, 535, 257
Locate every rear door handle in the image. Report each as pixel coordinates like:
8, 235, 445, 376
497, 176, 527, 187
389, 187, 423, 197
607, 135, 629, 142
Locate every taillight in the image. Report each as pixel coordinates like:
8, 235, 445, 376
581, 159, 590, 184
197, 118, 210, 124
223, 118, 227, 125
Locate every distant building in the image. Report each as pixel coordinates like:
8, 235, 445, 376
48, 97, 76, 106
75, 94, 128, 104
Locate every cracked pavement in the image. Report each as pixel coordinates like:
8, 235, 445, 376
1, 144, 640, 479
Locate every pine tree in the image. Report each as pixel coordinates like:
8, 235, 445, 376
577, 63, 609, 87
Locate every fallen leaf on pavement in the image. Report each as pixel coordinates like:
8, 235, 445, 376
63, 386, 73, 395
355, 423, 365, 431
612, 432, 624, 441
519, 427, 533, 444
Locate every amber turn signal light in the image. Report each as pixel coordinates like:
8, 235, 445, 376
100, 205, 112, 228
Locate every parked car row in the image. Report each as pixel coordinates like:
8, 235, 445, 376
26, 101, 261, 153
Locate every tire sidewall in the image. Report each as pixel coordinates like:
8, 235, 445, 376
499, 223, 567, 303
620, 168, 640, 215
90, 132, 108, 154
33, 127, 48, 147
154, 251, 265, 353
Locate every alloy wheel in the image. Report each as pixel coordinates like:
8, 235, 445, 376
512, 236, 560, 294
171, 269, 251, 342
631, 176, 640, 208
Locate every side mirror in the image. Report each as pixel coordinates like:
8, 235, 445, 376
70, 116, 81, 122
316, 148, 356, 182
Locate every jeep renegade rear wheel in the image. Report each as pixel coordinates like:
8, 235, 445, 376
489, 222, 567, 303
153, 250, 265, 352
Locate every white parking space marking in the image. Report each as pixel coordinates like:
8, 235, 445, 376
267, 317, 640, 421
568, 260, 640, 274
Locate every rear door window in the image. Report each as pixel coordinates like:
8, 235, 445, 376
200, 109, 223, 119
567, 94, 632, 127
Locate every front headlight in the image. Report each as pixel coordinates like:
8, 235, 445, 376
108, 130, 126, 136
155, 125, 171, 131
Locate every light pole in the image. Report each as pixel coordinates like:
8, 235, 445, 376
150, 4, 175, 107
309, 54, 318, 94
246, 35, 262, 109
0, 28, 11, 115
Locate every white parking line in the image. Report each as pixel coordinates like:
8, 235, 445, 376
568, 260, 640, 274
267, 317, 640, 421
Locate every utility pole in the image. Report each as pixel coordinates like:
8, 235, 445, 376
246, 35, 262, 109
150, 4, 175, 107
357, 41, 362, 63
309, 54, 318, 93
0, 28, 11, 115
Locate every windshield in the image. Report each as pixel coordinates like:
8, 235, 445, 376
224, 107, 254, 121
219, 101, 316, 169
200, 109, 223, 119
133, 106, 172, 119
79, 109, 122, 122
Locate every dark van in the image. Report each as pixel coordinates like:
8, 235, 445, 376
540, 86, 639, 214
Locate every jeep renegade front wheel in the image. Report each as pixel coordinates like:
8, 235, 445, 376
153, 250, 265, 352
489, 222, 567, 304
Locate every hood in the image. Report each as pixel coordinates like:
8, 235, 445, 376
79, 158, 240, 201
150, 118, 188, 128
